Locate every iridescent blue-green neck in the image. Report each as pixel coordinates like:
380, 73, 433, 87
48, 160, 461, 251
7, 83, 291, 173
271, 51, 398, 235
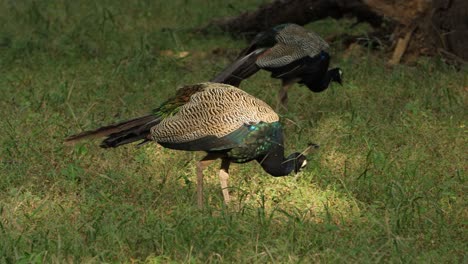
224, 122, 305, 177
226, 122, 283, 163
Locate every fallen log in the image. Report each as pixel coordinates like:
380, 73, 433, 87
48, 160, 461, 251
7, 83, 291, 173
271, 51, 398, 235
203, 0, 384, 38
202, 0, 468, 64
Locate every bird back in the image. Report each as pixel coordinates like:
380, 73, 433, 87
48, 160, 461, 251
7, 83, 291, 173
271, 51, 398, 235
256, 24, 329, 68
151, 83, 279, 150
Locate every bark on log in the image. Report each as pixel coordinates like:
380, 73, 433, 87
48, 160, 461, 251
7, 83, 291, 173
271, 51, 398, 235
428, 0, 468, 62
204, 0, 384, 38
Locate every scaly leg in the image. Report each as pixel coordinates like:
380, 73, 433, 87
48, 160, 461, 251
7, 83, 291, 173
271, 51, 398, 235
276, 82, 293, 112
196, 154, 218, 208
219, 159, 231, 205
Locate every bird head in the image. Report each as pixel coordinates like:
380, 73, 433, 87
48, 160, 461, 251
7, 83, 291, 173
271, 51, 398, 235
330, 67, 343, 85
292, 153, 308, 173
292, 142, 320, 173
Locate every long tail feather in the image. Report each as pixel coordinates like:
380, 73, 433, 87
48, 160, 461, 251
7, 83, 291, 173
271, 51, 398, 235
64, 114, 160, 148
210, 49, 265, 87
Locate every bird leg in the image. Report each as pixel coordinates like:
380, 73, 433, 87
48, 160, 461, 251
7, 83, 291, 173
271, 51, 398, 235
276, 82, 292, 112
196, 154, 218, 208
219, 158, 231, 205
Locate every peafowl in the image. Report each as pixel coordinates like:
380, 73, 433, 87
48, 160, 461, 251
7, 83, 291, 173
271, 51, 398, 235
211, 23, 343, 110
65, 82, 309, 208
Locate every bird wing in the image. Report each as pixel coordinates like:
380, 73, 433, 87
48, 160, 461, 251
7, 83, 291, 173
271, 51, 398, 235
278, 24, 329, 54
305, 31, 329, 52
256, 25, 329, 68
256, 44, 302, 68
151, 83, 279, 151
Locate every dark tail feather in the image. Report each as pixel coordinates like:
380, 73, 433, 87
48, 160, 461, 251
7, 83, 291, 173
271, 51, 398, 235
210, 49, 264, 87
64, 114, 160, 148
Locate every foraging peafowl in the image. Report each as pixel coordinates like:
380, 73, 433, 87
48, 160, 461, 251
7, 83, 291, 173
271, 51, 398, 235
211, 23, 343, 110
65, 82, 308, 208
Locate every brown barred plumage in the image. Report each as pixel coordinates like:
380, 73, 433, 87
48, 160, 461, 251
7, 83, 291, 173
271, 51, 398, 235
257, 24, 329, 68
151, 82, 279, 143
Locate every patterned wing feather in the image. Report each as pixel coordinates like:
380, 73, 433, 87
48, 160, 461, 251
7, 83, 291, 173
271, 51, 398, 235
151, 83, 279, 149
257, 24, 329, 68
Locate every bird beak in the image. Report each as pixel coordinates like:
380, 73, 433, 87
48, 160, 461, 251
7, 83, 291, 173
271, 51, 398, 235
301, 143, 320, 156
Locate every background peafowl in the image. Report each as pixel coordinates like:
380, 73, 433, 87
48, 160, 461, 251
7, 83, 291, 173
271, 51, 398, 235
211, 23, 343, 110
65, 82, 308, 208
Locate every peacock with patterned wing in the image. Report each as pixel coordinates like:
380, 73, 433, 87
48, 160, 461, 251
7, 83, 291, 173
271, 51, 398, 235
211, 23, 343, 110
65, 82, 308, 208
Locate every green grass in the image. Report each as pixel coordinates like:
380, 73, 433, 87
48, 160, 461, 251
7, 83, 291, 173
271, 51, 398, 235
0, 0, 466, 263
